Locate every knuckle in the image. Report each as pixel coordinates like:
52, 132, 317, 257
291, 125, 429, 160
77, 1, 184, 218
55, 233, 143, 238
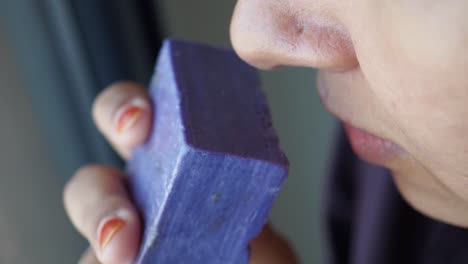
64, 164, 110, 206
64, 165, 95, 211
70, 164, 101, 186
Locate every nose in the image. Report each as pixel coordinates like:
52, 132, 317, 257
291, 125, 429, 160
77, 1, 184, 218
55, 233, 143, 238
230, 0, 358, 71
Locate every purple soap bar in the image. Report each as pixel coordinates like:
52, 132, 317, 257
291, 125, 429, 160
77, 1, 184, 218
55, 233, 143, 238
126, 39, 288, 264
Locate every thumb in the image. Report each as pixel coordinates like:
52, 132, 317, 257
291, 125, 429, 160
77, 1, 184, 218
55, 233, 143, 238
250, 225, 297, 264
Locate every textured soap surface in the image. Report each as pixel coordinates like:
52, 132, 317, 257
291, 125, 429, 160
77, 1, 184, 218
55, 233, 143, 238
126, 39, 288, 264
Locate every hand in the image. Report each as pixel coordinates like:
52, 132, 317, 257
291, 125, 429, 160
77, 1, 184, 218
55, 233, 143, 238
63, 81, 297, 264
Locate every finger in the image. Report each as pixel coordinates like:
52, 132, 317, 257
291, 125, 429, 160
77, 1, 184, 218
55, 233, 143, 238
93, 81, 153, 160
250, 225, 297, 264
64, 165, 141, 264
79, 247, 101, 264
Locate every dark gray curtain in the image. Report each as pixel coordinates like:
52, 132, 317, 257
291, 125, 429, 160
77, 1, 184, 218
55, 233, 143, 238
2, 0, 163, 179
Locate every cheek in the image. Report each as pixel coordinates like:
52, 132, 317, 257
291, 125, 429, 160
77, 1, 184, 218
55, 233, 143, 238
350, 0, 468, 189
363, 51, 468, 181
387, 4, 468, 76
391, 83, 468, 169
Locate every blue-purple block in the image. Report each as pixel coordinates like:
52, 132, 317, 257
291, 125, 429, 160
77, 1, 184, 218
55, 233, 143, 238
126, 39, 288, 264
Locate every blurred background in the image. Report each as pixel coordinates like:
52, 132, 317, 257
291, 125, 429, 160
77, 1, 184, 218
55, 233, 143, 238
0, 1, 334, 263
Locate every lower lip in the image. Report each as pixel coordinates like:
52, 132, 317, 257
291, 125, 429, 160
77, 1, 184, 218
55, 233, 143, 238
343, 123, 402, 165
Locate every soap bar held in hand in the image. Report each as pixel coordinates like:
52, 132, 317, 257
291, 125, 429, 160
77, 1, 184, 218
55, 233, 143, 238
126, 39, 288, 264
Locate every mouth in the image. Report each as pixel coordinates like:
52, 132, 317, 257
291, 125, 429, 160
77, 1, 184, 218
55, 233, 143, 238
316, 73, 403, 165
343, 122, 402, 165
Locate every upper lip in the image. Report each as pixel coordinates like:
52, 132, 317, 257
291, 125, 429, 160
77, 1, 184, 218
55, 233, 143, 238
315, 71, 390, 142
315, 73, 350, 124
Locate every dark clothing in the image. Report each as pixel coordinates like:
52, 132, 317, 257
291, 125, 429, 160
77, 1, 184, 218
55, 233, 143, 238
324, 127, 468, 264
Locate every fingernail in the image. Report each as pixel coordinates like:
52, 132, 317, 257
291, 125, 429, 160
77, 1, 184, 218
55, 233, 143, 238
115, 99, 146, 133
98, 217, 126, 250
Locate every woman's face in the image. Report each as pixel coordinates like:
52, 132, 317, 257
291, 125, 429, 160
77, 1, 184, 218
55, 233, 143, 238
231, 0, 468, 227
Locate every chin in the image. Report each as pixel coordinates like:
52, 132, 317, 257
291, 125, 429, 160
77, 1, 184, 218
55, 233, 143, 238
392, 170, 468, 228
